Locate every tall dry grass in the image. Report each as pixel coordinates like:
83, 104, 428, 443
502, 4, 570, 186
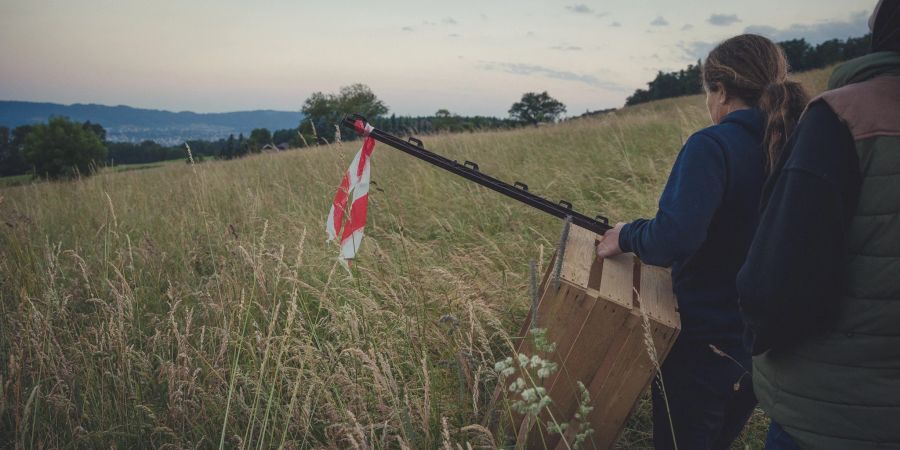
0, 67, 832, 449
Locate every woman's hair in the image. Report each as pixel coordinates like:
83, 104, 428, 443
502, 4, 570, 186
703, 34, 809, 172
871, 0, 900, 52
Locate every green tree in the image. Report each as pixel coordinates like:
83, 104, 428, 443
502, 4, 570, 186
236, 133, 248, 157
0, 126, 27, 176
272, 128, 294, 146
222, 134, 236, 159
433, 109, 458, 132
811, 39, 844, 68
301, 83, 388, 143
249, 128, 272, 152
23, 116, 107, 179
508, 91, 567, 126
82, 121, 107, 142
11, 125, 33, 149
335, 83, 388, 119
780, 38, 812, 71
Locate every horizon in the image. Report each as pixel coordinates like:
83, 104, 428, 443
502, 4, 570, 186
0, 99, 301, 115
0, 0, 874, 117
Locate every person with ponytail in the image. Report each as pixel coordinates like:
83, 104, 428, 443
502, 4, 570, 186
595, 34, 807, 449
738, 1, 900, 448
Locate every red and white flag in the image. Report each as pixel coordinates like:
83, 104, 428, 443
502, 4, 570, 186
326, 120, 375, 262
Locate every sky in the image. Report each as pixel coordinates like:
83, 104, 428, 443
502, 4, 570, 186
0, 0, 876, 117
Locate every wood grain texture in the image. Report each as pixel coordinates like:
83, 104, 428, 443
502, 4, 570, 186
559, 225, 602, 290
638, 262, 680, 328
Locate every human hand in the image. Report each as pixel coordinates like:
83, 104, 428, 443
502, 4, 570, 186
596, 222, 626, 259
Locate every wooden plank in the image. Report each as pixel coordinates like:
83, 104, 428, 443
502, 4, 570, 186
637, 261, 681, 366
514, 259, 573, 374
563, 312, 643, 448
565, 297, 679, 449
596, 252, 635, 309
513, 281, 593, 437
650, 310, 681, 368
559, 225, 602, 290
638, 262, 680, 329
532, 284, 588, 356
599, 315, 676, 449
538, 292, 633, 450
554, 251, 640, 447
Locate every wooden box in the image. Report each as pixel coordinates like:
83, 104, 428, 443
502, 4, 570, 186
509, 225, 680, 449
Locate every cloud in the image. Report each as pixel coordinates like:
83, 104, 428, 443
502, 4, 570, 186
566, 4, 593, 14
551, 45, 583, 51
565, 5, 609, 19
610, 21, 622, 28
708, 14, 741, 26
676, 10, 871, 63
744, 10, 869, 44
478, 61, 628, 91
677, 40, 717, 61
402, 26, 414, 32
681, 24, 694, 31
443, 17, 458, 25
650, 16, 669, 27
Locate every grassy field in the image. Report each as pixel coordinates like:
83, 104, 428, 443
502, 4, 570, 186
0, 161, 176, 188
0, 68, 831, 449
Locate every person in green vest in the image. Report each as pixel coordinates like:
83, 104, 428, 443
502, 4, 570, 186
737, 1, 900, 448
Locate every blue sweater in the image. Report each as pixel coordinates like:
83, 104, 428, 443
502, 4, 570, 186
619, 108, 765, 346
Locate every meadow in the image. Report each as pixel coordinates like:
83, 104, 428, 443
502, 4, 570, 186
0, 67, 830, 449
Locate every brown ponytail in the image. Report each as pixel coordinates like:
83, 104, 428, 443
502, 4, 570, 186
703, 34, 809, 172
758, 80, 809, 172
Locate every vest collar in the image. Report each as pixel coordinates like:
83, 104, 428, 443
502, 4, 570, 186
828, 51, 900, 89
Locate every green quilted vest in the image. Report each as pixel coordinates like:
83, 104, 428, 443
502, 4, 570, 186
754, 52, 900, 449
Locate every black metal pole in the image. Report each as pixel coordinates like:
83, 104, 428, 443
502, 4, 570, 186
340, 115, 612, 235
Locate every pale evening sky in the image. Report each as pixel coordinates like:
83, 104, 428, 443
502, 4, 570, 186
0, 0, 874, 117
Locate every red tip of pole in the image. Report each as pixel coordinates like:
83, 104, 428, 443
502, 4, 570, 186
353, 119, 366, 135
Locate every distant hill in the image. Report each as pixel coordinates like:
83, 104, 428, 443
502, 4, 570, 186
0, 101, 303, 145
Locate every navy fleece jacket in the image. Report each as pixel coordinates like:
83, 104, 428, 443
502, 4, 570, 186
619, 108, 765, 346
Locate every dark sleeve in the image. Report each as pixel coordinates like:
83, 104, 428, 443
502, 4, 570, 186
618, 132, 726, 267
737, 101, 859, 354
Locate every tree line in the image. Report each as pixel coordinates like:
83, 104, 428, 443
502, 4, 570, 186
1, 86, 567, 180
297, 84, 556, 143
0, 119, 307, 178
626, 34, 873, 106
0, 120, 109, 178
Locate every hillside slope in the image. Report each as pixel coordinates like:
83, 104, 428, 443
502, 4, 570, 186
0, 101, 303, 144
0, 67, 833, 448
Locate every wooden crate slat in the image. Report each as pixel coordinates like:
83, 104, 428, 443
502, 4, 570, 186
596, 252, 635, 309
539, 293, 635, 450
638, 262, 679, 328
515, 281, 597, 442
560, 226, 602, 289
